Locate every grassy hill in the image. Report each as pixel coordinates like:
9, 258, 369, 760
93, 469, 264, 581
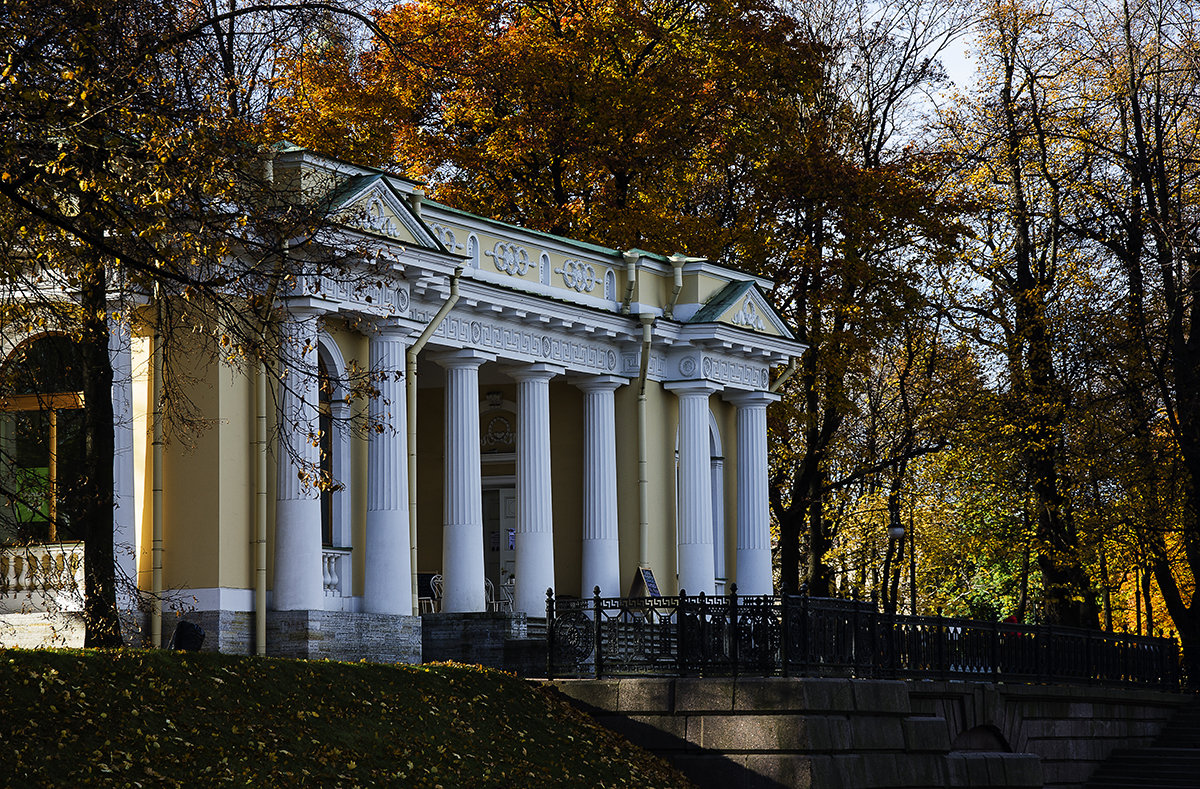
0, 649, 694, 788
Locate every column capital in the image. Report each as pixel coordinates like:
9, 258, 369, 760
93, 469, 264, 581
507, 362, 565, 382
366, 317, 417, 341
570, 374, 628, 393
664, 380, 722, 397
724, 389, 781, 408
277, 297, 332, 320
432, 348, 495, 370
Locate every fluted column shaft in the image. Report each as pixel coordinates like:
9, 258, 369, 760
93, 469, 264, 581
438, 351, 489, 612
108, 317, 136, 610
512, 364, 561, 615
273, 308, 324, 611
364, 326, 412, 614
727, 391, 778, 596
667, 381, 720, 595
577, 376, 623, 598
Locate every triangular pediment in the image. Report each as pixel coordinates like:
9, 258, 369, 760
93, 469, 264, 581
689, 281, 793, 338
332, 176, 441, 250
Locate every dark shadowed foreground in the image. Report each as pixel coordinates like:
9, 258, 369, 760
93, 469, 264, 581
0, 648, 694, 788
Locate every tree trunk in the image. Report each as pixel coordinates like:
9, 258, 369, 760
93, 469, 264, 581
79, 258, 122, 648
997, 32, 1097, 628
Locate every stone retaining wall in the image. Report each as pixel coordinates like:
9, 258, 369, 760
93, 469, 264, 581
548, 677, 1187, 789
909, 681, 1182, 788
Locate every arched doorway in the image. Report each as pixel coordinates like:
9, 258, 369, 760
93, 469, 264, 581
0, 334, 87, 544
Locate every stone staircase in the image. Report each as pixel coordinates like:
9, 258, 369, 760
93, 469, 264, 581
1086, 700, 1200, 788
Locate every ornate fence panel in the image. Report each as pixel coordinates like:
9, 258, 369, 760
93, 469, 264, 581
546, 588, 1182, 689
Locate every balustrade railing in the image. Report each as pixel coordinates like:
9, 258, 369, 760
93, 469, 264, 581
322, 547, 352, 604
546, 587, 1182, 689
0, 542, 85, 610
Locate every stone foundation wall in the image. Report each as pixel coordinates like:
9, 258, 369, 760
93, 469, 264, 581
154, 610, 421, 664
0, 612, 85, 648
265, 610, 421, 664
1, 608, 147, 649
422, 611, 527, 668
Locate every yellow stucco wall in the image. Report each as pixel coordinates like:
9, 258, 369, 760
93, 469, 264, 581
613, 381, 682, 595
549, 380, 584, 595
415, 382, 445, 575
160, 343, 224, 592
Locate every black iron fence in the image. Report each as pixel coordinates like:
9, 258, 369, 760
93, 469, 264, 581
546, 588, 1181, 689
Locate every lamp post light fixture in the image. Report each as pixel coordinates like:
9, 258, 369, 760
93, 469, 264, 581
881, 522, 906, 614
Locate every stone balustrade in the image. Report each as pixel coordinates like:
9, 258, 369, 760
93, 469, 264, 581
322, 547, 352, 605
0, 542, 85, 612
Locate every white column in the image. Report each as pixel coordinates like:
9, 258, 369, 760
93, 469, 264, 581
511, 363, 562, 615
108, 317, 137, 612
273, 307, 324, 611
364, 325, 412, 614
666, 381, 720, 595
575, 375, 624, 598
726, 390, 778, 596
437, 350, 490, 612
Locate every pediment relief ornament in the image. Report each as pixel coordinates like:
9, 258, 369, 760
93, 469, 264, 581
731, 296, 766, 332
346, 190, 406, 240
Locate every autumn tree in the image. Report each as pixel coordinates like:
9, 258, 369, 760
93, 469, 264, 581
935, 0, 1107, 627
762, 0, 970, 596
0, 0, 376, 645
1055, 0, 1200, 661
269, 0, 821, 256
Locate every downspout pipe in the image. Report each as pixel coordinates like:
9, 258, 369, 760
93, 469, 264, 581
254, 144, 273, 655
620, 251, 639, 315
664, 254, 703, 320
769, 357, 800, 393
406, 266, 463, 613
664, 255, 685, 320
254, 360, 268, 655
150, 292, 164, 648
636, 313, 654, 568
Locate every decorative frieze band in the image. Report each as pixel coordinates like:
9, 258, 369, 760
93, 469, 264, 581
307, 275, 409, 315
626, 350, 768, 388
412, 313, 618, 374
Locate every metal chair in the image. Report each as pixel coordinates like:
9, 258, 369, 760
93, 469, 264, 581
425, 573, 442, 613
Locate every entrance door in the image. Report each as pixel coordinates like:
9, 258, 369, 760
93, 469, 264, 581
482, 487, 517, 593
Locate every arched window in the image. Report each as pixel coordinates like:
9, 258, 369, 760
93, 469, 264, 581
317, 336, 351, 549
467, 235, 480, 269
0, 335, 87, 544
318, 354, 334, 547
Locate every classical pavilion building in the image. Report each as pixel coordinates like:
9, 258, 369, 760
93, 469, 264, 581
0, 146, 803, 663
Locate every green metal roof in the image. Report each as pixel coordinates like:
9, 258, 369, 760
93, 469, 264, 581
687, 280, 759, 323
